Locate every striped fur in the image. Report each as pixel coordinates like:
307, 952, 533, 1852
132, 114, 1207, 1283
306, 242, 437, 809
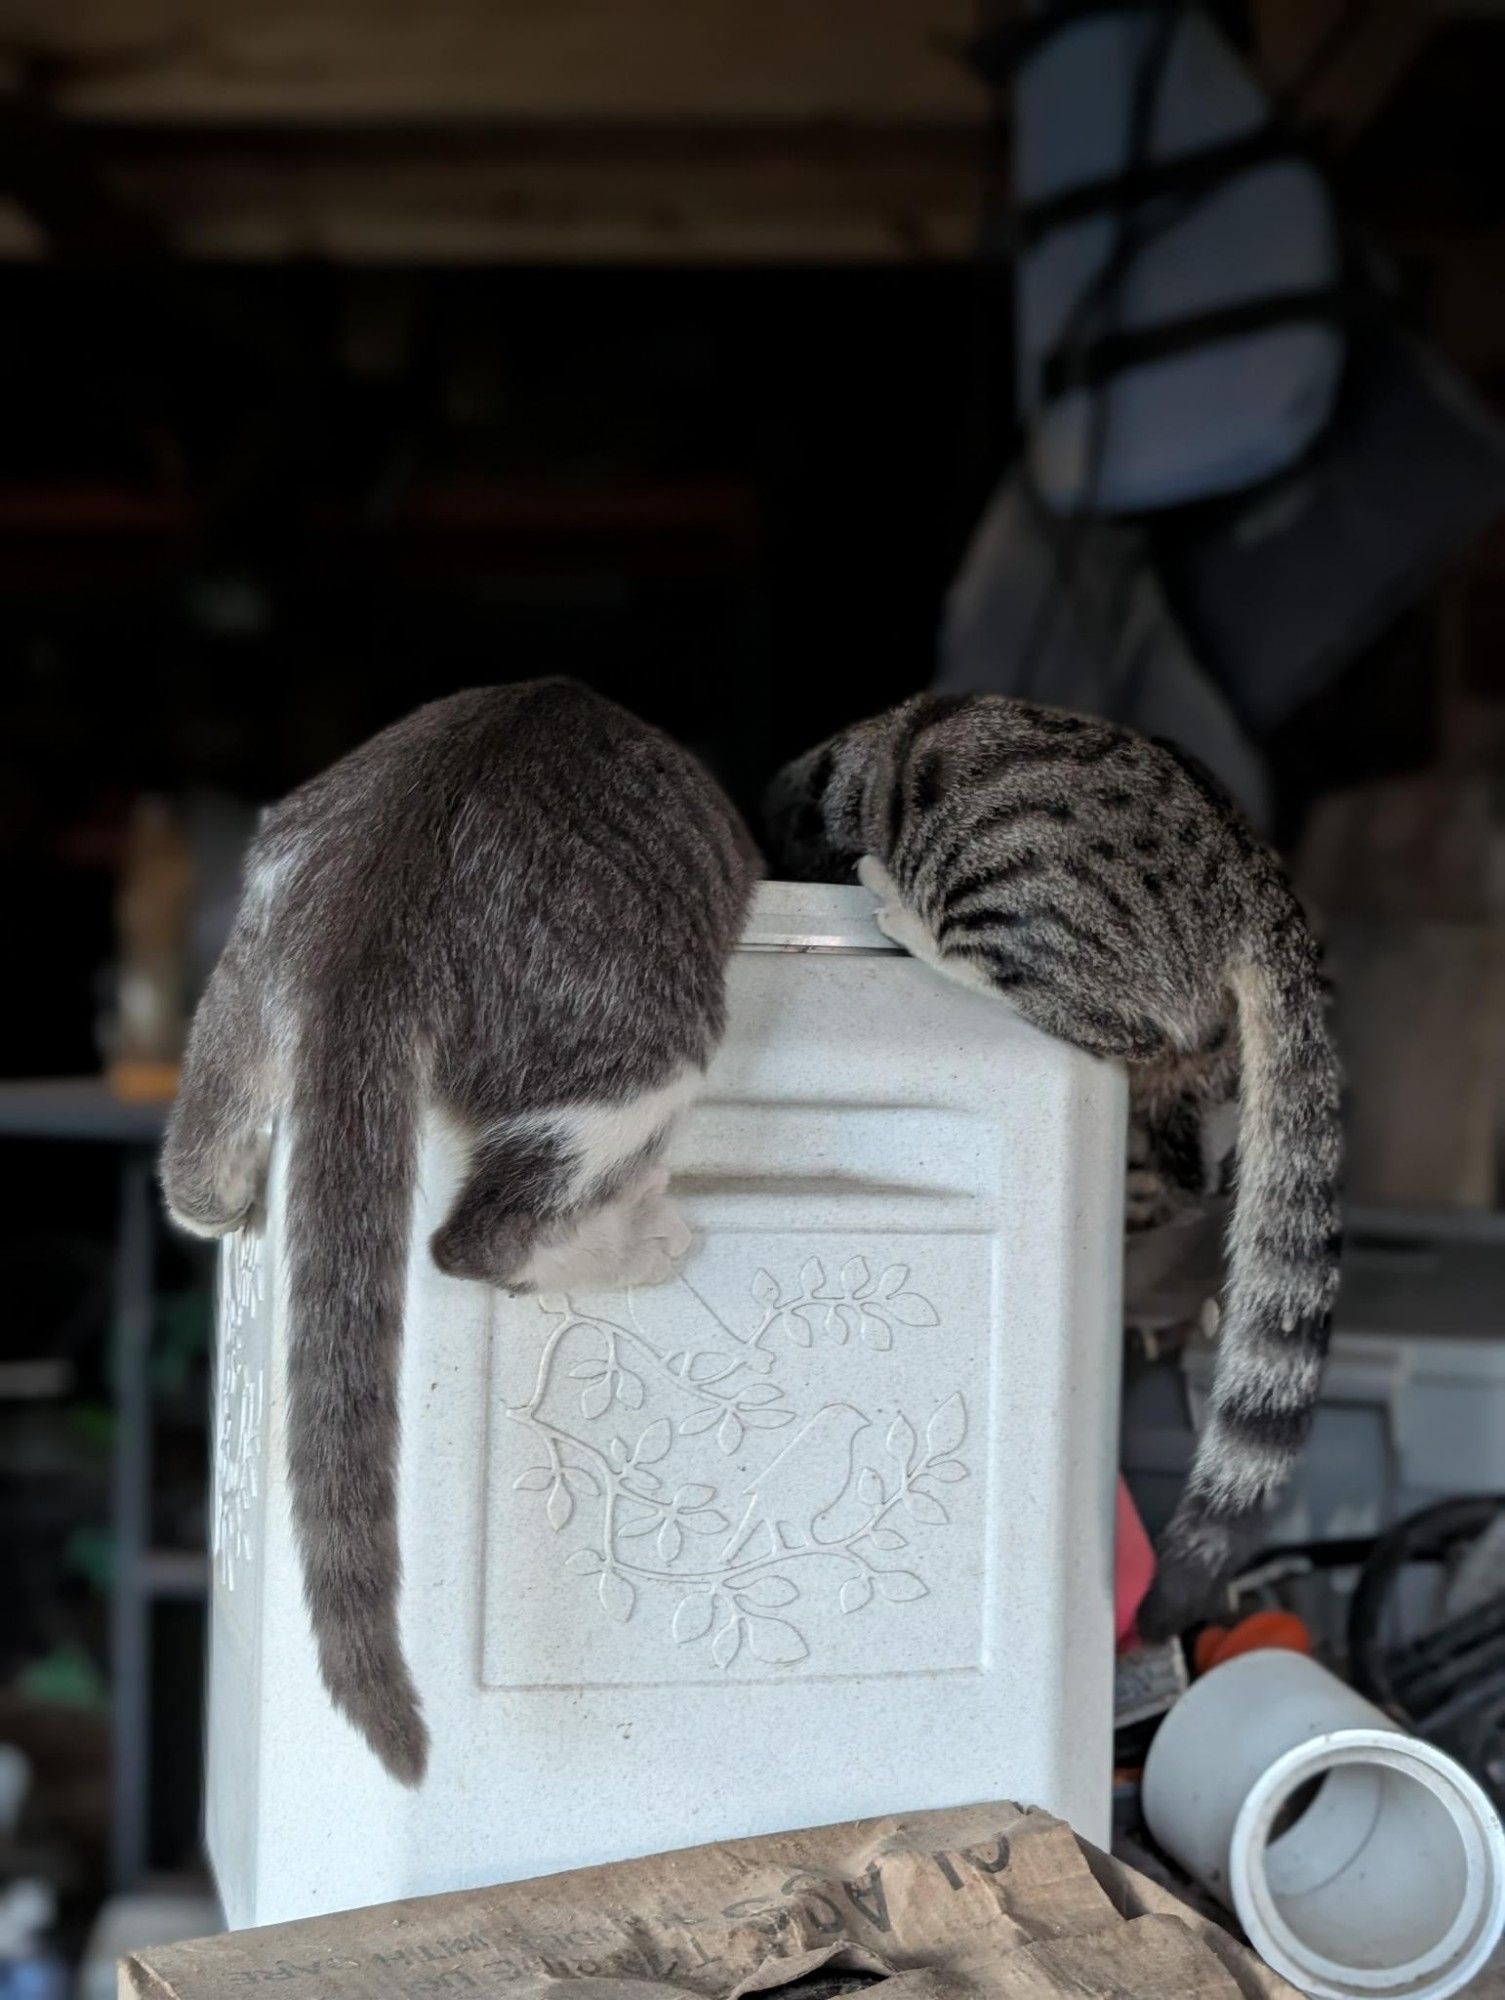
765, 692, 1342, 1634
162, 682, 758, 1778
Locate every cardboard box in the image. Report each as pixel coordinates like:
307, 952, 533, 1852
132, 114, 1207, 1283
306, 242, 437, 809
121, 1802, 1293, 2000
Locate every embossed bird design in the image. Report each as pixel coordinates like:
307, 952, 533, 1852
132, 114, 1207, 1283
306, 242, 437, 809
718, 1401, 870, 1566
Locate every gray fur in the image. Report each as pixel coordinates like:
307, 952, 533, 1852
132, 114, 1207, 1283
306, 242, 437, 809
765, 691, 1342, 1635
162, 681, 758, 1780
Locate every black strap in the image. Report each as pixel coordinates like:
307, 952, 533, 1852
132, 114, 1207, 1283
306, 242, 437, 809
1015, 122, 1301, 248
965, 0, 1186, 86
1039, 285, 1358, 401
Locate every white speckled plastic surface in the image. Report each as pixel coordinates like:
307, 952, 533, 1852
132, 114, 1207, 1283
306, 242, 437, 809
207, 882, 1126, 1928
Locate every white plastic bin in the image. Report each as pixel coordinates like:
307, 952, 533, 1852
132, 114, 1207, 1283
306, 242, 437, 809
206, 882, 1127, 1928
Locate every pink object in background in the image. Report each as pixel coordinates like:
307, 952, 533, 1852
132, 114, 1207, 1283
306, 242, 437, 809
1115, 1477, 1155, 1649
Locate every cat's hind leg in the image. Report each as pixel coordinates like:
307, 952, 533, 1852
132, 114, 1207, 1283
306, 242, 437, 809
429, 1122, 576, 1287
159, 938, 276, 1238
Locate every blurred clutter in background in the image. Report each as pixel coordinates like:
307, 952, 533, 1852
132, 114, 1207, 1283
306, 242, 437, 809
6, 1, 1505, 1995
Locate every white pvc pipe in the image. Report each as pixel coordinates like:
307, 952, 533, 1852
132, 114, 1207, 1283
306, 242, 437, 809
1142, 1650, 1505, 2000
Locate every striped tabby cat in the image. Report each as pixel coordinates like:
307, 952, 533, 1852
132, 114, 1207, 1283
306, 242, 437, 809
764, 692, 1341, 1635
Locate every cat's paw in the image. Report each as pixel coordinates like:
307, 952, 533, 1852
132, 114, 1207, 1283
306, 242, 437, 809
518, 1179, 692, 1295
163, 1182, 261, 1241
161, 1136, 268, 1241
586, 1178, 692, 1289
628, 1190, 693, 1274
858, 855, 933, 961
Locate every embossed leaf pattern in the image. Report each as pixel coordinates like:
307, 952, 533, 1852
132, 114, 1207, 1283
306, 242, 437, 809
842, 1257, 871, 1294
598, 1569, 636, 1622
616, 1370, 645, 1409
746, 1616, 808, 1665
926, 1392, 967, 1458
682, 1508, 729, 1534
878, 1571, 929, 1602
887, 1415, 917, 1467
741, 1406, 795, 1430
633, 1419, 672, 1466
883, 1292, 940, 1328
712, 1617, 743, 1668
580, 1376, 612, 1420
214, 1231, 268, 1593
732, 1575, 798, 1609
505, 1258, 964, 1665
673, 1592, 715, 1643
823, 1303, 858, 1344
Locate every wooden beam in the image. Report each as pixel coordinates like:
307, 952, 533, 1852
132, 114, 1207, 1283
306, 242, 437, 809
4, 0, 984, 261
0, 122, 982, 263
13, 0, 979, 126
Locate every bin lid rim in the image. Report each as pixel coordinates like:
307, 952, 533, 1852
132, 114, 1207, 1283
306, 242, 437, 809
740, 880, 902, 953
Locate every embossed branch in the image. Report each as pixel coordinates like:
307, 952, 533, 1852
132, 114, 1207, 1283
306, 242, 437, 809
748, 1257, 940, 1354
504, 1260, 965, 1668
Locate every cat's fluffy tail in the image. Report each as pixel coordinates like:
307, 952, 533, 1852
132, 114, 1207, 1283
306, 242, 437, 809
1139, 894, 1341, 1638
285, 990, 429, 1785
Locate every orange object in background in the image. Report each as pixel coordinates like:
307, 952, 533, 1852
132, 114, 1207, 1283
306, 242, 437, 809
1193, 1610, 1313, 1675
108, 1059, 182, 1105
107, 796, 194, 1088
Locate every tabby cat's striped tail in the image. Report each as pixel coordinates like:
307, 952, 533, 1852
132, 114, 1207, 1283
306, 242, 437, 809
1139, 893, 1342, 1638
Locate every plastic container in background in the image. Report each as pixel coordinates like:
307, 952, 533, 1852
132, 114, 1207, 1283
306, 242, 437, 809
206, 882, 1128, 1928
1124, 1227, 1505, 1649
1143, 1649, 1505, 2000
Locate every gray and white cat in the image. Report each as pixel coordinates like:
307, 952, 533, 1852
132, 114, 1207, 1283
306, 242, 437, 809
764, 691, 1341, 1636
161, 681, 758, 1781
